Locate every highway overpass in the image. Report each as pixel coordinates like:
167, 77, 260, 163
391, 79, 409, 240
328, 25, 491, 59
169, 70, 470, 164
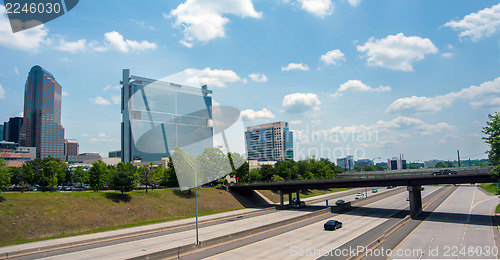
228, 166, 496, 217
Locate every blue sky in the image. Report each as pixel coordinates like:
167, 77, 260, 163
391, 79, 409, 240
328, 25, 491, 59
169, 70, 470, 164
0, 0, 499, 163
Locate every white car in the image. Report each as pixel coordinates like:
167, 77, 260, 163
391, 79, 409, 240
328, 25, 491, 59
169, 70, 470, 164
355, 193, 364, 199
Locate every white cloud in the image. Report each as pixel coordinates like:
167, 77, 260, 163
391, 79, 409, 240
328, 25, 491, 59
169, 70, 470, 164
92, 31, 157, 53
289, 120, 303, 125
311, 120, 322, 125
14, 67, 19, 74
0, 84, 5, 99
348, 0, 361, 7
103, 84, 121, 91
282, 92, 321, 113
15, 112, 23, 117
320, 49, 345, 65
357, 33, 438, 71
62, 90, 70, 97
184, 67, 243, 87
443, 3, 500, 41
131, 19, 155, 30
241, 108, 275, 120
92, 96, 111, 105
281, 63, 310, 71
249, 73, 268, 82
297, 0, 334, 18
387, 77, 500, 113
56, 39, 87, 53
111, 95, 121, 105
338, 80, 391, 93
0, 5, 49, 52
441, 52, 453, 58
84, 133, 117, 143
170, 0, 262, 46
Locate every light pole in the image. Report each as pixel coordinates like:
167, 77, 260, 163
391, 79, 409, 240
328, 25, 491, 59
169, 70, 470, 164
176, 153, 200, 246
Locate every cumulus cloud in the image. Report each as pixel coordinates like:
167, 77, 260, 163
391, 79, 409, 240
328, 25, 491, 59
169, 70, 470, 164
348, 0, 361, 7
0, 84, 5, 99
387, 77, 500, 113
289, 120, 303, 125
338, 80, 391, 93
103, 84, 121, 91
184, 67, 243, 87
320, 49, 345, 65
241, 108, 275, 120
92, 96, 111, 105
357, 33, 438, 71
170, 0, 262, 46
282, 92, 321, 113
281, 63, 310, 71
0, 5, 49, 52
84, 133, 117, 143
62, 90, 70, 97
56, 39, 87, 53
92, 31, 157, 53
296, 0, 334, 18
249, 73, 268, 82
443, 3, 500, 41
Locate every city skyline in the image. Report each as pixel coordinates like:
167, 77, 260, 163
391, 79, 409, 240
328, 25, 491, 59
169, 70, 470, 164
0, 1, 499, 162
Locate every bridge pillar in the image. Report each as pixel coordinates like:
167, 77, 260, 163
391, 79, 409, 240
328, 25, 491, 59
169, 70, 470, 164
296, 192, 300, 202
408, 185, 422, 218
289, 193, 293, 205
279, 191, 284, 206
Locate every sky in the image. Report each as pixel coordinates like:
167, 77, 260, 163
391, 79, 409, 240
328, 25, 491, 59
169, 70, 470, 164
0, 0, 499, 164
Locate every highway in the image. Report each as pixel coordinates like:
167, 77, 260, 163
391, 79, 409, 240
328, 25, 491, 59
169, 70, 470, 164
389, 185, 499, 259
188, 186, 443, 260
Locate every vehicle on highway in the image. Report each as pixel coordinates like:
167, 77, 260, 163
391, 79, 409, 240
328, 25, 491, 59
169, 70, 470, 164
354, 193, 364, 199
372, 189, 378, 193
324, 220, 342, 230
291, 199, 306, 208
421, 186, 425, 191
387, 186, 395, 189
406, 195, 409, 201
431, 169, 457, 175
335, 199, 345, 205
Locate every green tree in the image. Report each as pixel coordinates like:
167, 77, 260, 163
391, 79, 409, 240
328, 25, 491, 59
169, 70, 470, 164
87, 160, 108, 192
260, 165, 276, 181
483, 112, 500, 165
72, 166, 86, 188
274, 161, 291, 180
41, 159, 61, 191
353, 165, 362, 171
271, 174, 284, 182
248, 168, 262, 182
234, 161, 249, 182
12, 163, 34, 192
364, 165, 376, 171
109, 162, 137, 194
374, 165, 385, 171
0, 159, 12, 191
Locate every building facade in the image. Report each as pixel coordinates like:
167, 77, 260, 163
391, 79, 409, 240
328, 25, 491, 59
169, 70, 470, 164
337, 155, 354, 170
245, 121, 293, 162
424, 159, 444, 168
64, 139, 79, 156
388, 157, 407, 170
0, 124, 3, 141
3, 117, 23, 143
121, 69, 213, 162
355, 159, 373, 168
108, 150, 121, 158
19, 66, 65, 160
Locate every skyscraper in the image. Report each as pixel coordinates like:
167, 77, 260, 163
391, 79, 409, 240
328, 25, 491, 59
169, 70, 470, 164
121, 69, 213, 162
3, 117, 23, 143
19, 65, 65, 160
245, 121, 294, 162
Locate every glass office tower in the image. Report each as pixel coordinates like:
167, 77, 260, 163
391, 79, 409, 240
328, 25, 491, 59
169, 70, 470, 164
245, 121, 294, 162
19, 65, 65, 159
121, 69, 213, 162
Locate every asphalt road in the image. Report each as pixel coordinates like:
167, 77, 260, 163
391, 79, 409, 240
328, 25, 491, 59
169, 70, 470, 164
388, 185, 499, 259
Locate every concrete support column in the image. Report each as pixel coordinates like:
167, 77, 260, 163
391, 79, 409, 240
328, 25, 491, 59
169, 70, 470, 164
296, 192, 300, 202
279, 191, 284, 206
408, 185, 422, 218
288, 193, 293, 205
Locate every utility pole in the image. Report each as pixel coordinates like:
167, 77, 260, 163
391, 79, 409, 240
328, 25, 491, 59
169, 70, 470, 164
457, 150, 461, 167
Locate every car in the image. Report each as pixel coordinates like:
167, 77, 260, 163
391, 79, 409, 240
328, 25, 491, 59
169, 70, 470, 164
324, 220, 342, 230
421, 186, 425, 191
335, 199, 345, 205
354, 193, 364, 199
406, 195, 409, 201
432, 169, 457, 175
292, 200, 306, 208
371, 189, 378, 193
387, 186, 395, 189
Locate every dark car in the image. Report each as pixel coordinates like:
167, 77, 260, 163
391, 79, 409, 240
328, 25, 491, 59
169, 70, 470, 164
335, 199, 345, 205
324, 220, 342, 230
432, 169, 457, 175
292, 199, 306, 208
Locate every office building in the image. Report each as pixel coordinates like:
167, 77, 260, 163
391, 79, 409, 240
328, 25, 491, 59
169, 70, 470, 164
388, 156, 407, 170
424, 159, 444, 168
19, 65, 65, 160
3, 117, 23, 143
64, 139, 79, 156
66, 153, 101, 164
245, 121, 293, 162
355, 159, 373, 168
108, 150, 121, 158
0, 124, 3, 141
121, 69, 213, 162
337, 155, 354, 170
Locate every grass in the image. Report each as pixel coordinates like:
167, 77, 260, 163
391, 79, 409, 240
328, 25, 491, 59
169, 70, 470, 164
0, 188, 244, 246
480, 183, 499, 194
496, 204, 500, 214
257, 188, 351, 203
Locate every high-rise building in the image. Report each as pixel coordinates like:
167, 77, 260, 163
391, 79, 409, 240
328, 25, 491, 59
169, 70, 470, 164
3, 117, 23, 143
388, 157, 407, 170
0, 124, 3, 141
245, 121, 294, 162
337, 155, 354, 170
64, 139, 79, 156
19, 65, 65, 160
108, 150, 121, 158
121, 69, 213, 162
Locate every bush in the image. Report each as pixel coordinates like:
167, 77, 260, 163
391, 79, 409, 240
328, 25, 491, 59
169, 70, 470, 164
215, 183, 226, 190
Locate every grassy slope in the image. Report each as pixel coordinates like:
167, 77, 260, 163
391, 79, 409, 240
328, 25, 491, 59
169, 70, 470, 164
0, 188, 243, 246
257, 188, 351, 203
481, 183, 498, 194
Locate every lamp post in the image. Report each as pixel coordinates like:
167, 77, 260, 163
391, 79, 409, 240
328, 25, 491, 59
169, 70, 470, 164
177, 153, 200, 246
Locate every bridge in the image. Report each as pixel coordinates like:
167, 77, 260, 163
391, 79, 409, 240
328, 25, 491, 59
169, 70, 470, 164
228, 166, 496, 217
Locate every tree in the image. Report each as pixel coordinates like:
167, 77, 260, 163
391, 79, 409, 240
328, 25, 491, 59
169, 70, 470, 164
274, 161, 291, 180
271, 174, 284, 182
364, 165, 376, 171
109, 162, 137, 194
12, 163, 34, 192
234, 161, 249, 182
248, 168, 262, 182
0, 159, 12, 191
260, 165, 276, 181
72, 166, 86, 188
483, 112, 500, 165
374, 165, 385, 171
87, 160, 108, 192
40, 159, 66, 191
353, 165, 362, 171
